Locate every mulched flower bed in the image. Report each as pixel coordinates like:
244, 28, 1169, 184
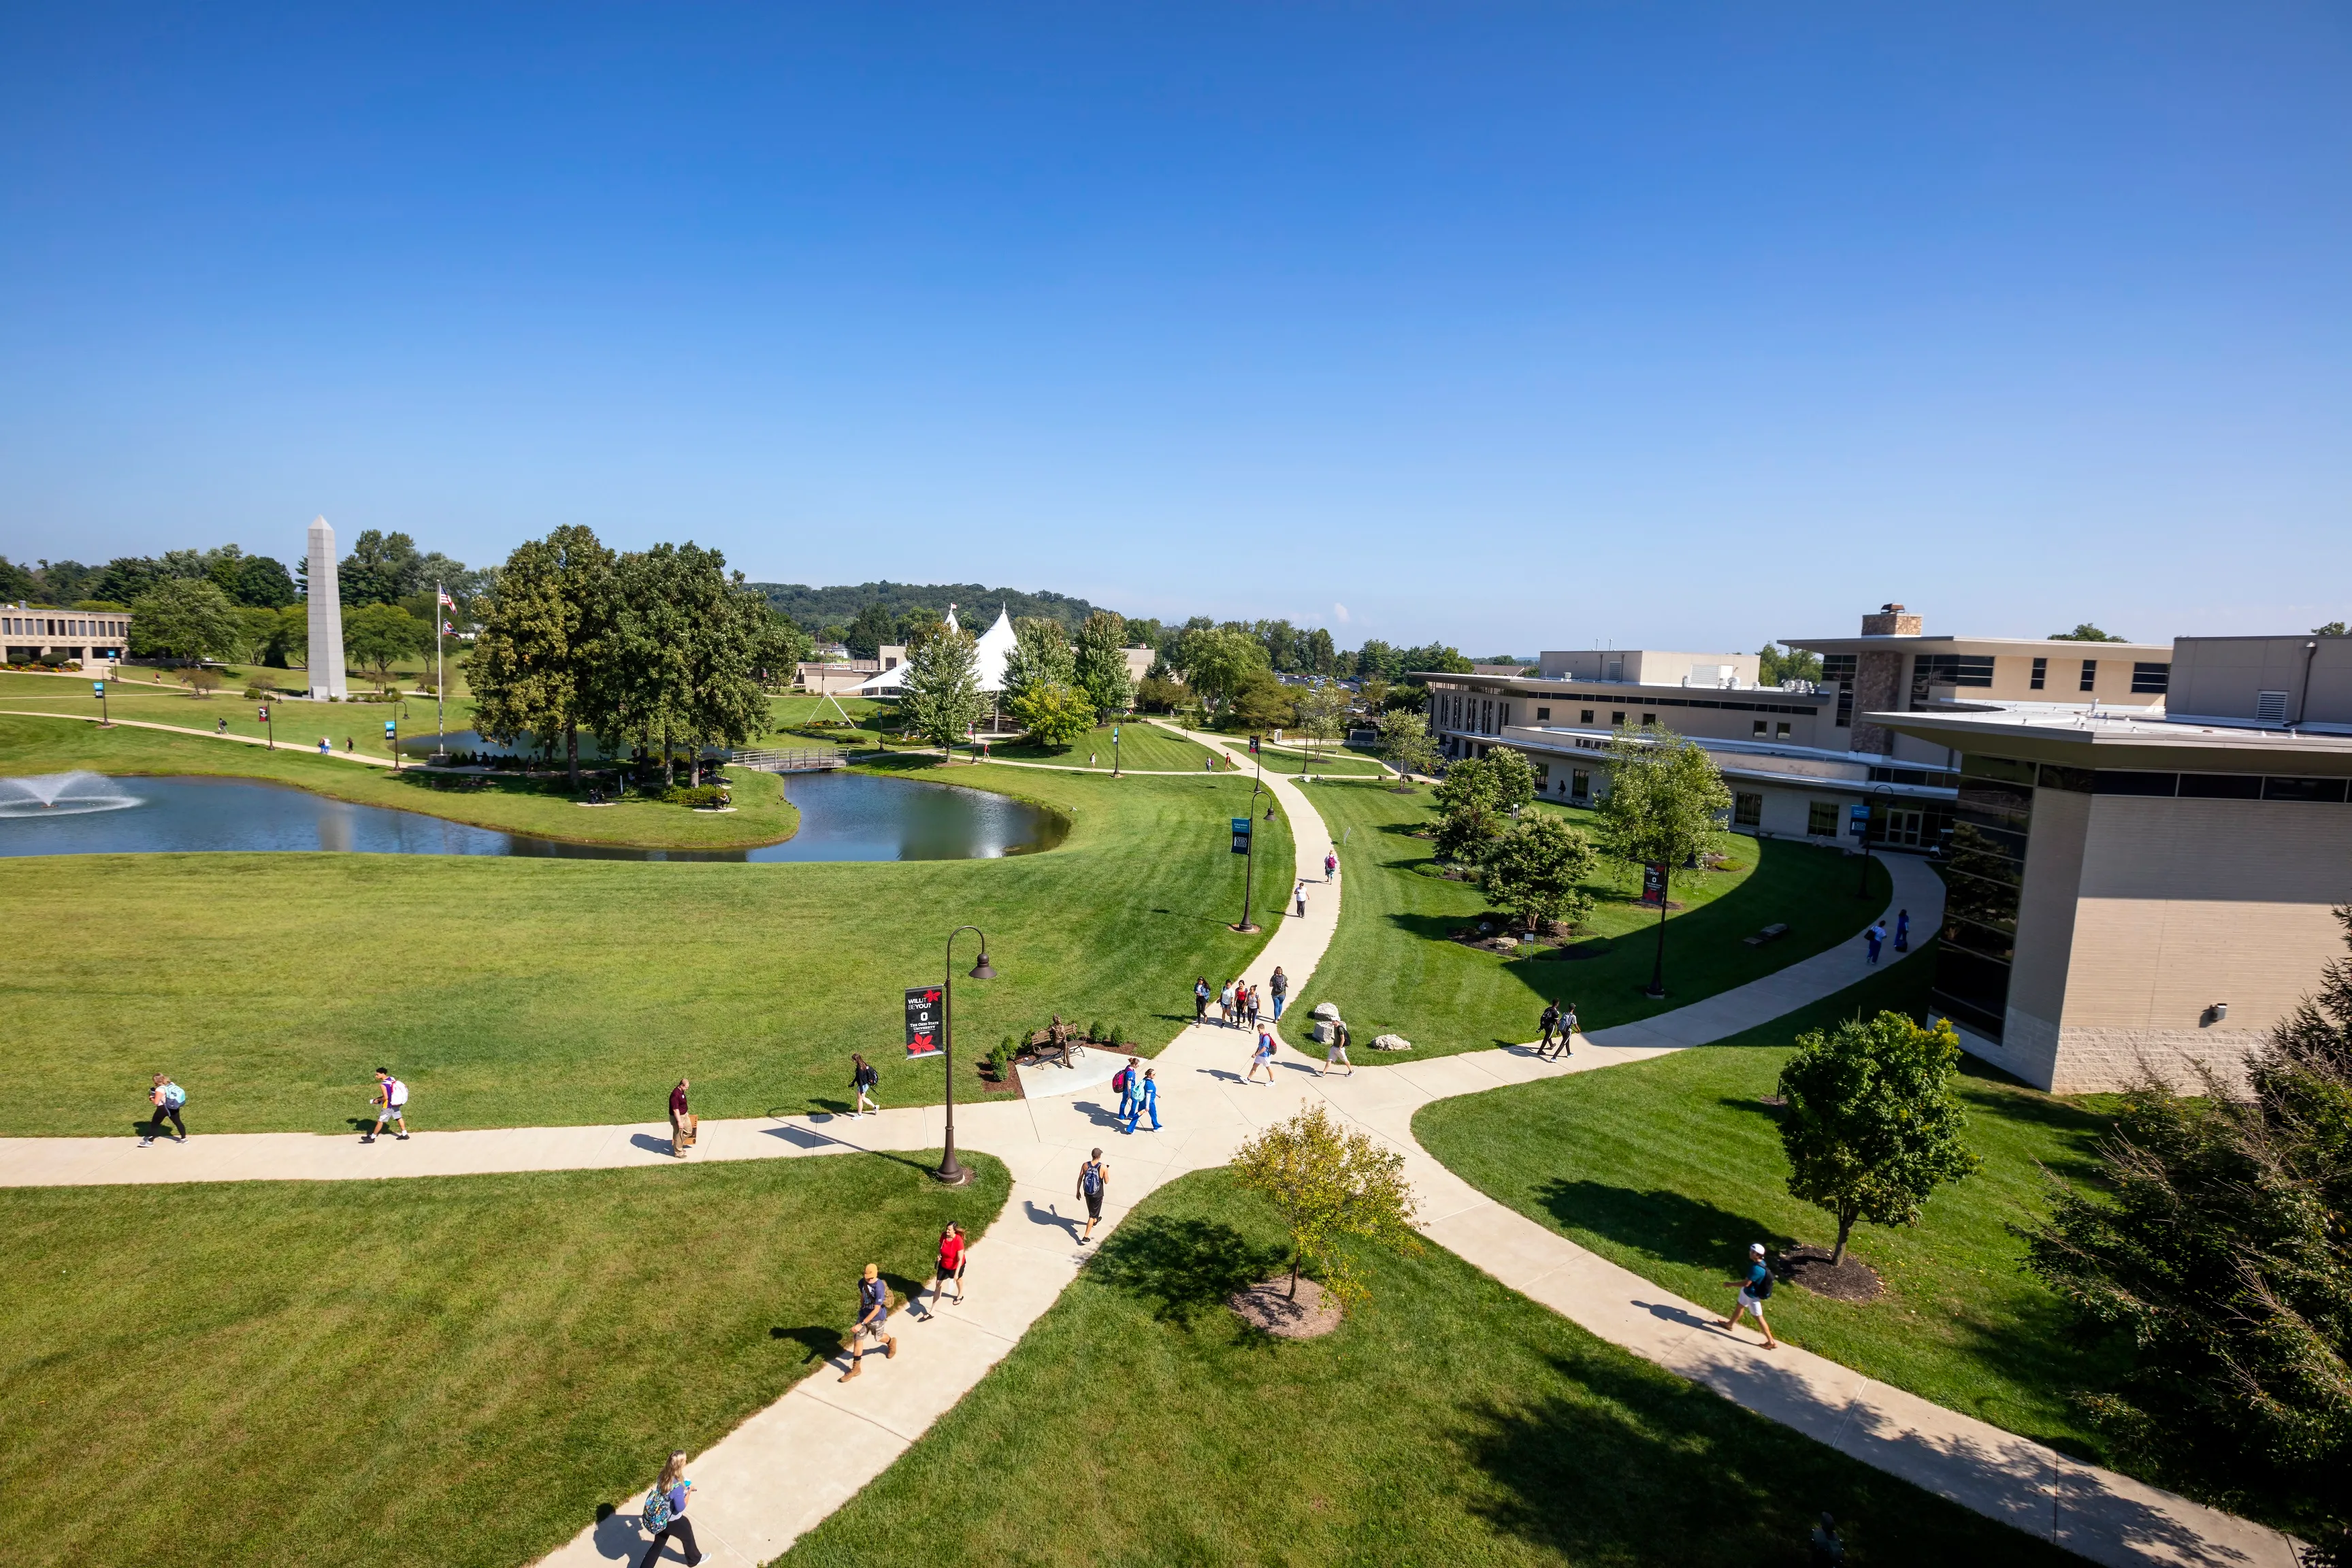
1778, 1245, 1885, 1304
1228, 1277, 1342, 1339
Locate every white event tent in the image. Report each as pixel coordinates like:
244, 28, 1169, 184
855, 604, 1019, 694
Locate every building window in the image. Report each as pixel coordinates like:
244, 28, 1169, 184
2079, 658, 2097, 693
1533, 762, 1550, 786
1610, 710, 1625, 727
1641, 712, 1656, 726
1580, 709, 1594, 725
1570, 769, 1590, 799
2131, 662, 2170, 695
2029, 657, 2047, 691
1821, 652, 1857, 728
1914, 654, 1995, 692
1776, 721, 1792, 738
1933, 760, 2039, 1043
1733, 792, 1763, 828
1752, 720, 1767, 736
1535, 706, 1550, 721
1499, 703, 1510, 729
1807, 801, 1839, 836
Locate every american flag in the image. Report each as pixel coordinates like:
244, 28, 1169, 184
438, 590, 455, 608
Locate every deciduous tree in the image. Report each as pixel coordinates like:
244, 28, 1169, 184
343, 602, 427, 692
471, 525, 616, 787
900, 625, 985, 756
1777, 1011, 1978, 1263
1073, 610, 1134, 717
129, 578, 240, 664
1480, 815, 1599, 934
1377, 708, 1440, 778
1433, 749, 1535, 863
1010, 679, 1095, 747
1230, 1105, 1420, 1312
1000, 617, 1075, 710
1292, 678, 1351, 770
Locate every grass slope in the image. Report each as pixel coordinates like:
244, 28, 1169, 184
1294, 780, 1891, 1055
986, 720, 1214, 772
0, 716, 800, 849
783, 1169, 2076, 1567
0, 753, 1290, 1134
0, 1152, 1007, 1568
1414, 956, 2129, 1466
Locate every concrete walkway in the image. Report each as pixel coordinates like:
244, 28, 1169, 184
0, 753, 2291, 1567
0, 708, 399, 766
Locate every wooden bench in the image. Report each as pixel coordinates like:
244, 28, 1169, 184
1742, 923, 1791, 947
1024, 1027, 1087, 1071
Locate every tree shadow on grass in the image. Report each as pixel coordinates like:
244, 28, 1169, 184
1454, 1350, 2081, 1566
1085, 1214, 1285, 1326
1536, 1179, 1795, 1275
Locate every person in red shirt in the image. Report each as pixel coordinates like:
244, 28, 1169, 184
668, 1078, 693, 1157
923, 1223, 968, 1314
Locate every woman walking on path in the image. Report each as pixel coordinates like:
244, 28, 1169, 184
1123, 1068, 1160, 1133
362, 1068, 410, 1143
139, 1074, 186, 1147
1894, 909, 1910, 952
1720, 1241, 1779, 1350
1218, 980, 1238, 1027
850, 1054, 880, 1117
1269, 966, 1288, 1021
1557, 1003, 1578, 1058
1247, 1028, 1277, 1083
841, 1264, 898, 1379
924, 1224, 967, 1313
1114, 1056, 1142, 1121
1076, 1151, 1110, 1243
1864, 922, 1885, 965
668, 1078, 693, 1156
636, 1451, 702, 1567
1324, 850, 1337, 882
1243, 984, 1261, 1029
1193, 977, 1210, 1022
1321, 1020, 1354, 1077
1294, 881, 1308, 918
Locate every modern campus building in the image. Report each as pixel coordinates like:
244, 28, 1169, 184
1420, 604, 2170, 855
1, 606, 132, 674
1873, 633, 2352, 1094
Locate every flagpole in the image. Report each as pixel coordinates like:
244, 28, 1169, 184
434, 581, 446, 759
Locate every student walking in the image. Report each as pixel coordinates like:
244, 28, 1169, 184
636, 1451, 703, 1567
318, 736, 331, 755
140, 1074, 187, 1147
1537, 1001, 1561, 1055
851, 1053, 880, 1117
1076, 1150, 1110, 1243
1294, 881, 1307, 917
1321, 1020, 1354, 1077
362, 1068, 410, 1142
1247, 1028, 1277, 1083
924, 1224, 968, 1313
1324, 850, 1337, 882
1558, 1003, 1578, 1058
668, 1078, 693, 1157
1719, 1241, 1778, 1349
1219, 979, 1239, 1026
1893, 909, 1910, 953
1864, 922, 1885, 965
1269, 966, 1288, 1021
1243, 984, 1261, 1028
1193, 977, 1211, 1023
1113, 1055, 1143, 1120
214, 716, 227, 735
1123, 1068, 1160, 1132
840, 1263, 898, 1379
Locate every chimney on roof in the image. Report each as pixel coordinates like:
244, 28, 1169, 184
1861, 603, 1923, 636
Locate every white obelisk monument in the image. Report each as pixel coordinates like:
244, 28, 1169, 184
306, 516, 348, 700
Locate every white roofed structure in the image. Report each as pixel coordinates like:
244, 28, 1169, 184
854, 604, 1022, 693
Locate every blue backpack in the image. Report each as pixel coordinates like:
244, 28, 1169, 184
642, 1485, 672, 1532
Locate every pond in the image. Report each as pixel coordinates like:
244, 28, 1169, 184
0, 770, 1065, 862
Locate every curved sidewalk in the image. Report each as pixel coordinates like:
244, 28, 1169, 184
0, 760, 2290, 1567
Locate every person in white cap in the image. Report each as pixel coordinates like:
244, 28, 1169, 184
1720, 1241, 1778, 1348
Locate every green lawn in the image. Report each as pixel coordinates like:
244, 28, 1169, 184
1292, 780, 1891, 1055
3, 669, 421, 761
0, 749, 1291, 1134
767, 690, 887, 748
0, 1152, 1009, 1568
0, 715, 802, 849
1254, 739, 1390, 776
782, 1168, 2075, 1567
1414, 956, 2131, 1467
986, 720, 1215, 772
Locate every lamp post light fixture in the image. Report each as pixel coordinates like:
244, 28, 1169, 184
936, 924, 995, 1187
1856, 782, 1897, 898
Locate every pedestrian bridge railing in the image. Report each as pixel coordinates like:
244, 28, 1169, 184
729, 748, 848, 773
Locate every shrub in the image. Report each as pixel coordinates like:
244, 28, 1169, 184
1107, 1023, 1127, 1046
660, 784, 727, 808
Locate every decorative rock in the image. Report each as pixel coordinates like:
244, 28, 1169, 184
1371, 1033, 1412, 1051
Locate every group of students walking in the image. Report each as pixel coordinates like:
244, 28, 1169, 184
1196, 974, 1273, 1028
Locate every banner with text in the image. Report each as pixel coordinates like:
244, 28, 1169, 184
904, 986, 944, 1058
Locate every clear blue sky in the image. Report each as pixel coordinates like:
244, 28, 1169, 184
3, 2, 2346, 653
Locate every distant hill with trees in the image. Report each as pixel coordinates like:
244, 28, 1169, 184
747, 581, 1105, 638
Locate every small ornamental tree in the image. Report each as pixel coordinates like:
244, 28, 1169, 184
900, 625, 985, 755
1010, 679, 1096, 747
1776, 1011, 1979, 1263
1230, 1105, 1420, 1313
1292, 678, 1350, 770
1596, 725, 1732, 996
1377, 708, 1441, 779
1432, 748, 1535, 863
1480, 815, 1599, 934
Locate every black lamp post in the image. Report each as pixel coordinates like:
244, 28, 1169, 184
1234, 744, 1273, 932
937, 924, 994, 1186
1856, 783, 1896, 898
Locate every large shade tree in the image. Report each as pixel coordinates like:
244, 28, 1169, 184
899, 624, 985, 756
593, 544, 774, 787
1000, 617, 1076, 711
470, 525, 617, 787
128, 578, 240, 664
343, 604, 429, 693
1073, 610, 1134, 717
1432, 748, 1535, 864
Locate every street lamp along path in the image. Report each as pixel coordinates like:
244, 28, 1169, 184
928, 925, 995, 1187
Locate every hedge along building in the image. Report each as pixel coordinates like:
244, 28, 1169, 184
1876, 632, 2352, 1094
1419, 604, 2166, 855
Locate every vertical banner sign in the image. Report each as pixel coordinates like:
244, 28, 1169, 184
904, 986, 944, 1058
1230, 817, 1252, 854
1849, 803, 1871, 838
1249, 735, 1260, 754
1641, 861, 1668, 906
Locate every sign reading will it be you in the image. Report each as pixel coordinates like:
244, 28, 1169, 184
904, 987, 944, 1059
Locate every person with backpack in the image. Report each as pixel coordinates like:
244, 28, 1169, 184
1320, 1019, 1354, 1077
840, 1263, 898, 1379
1269, 965, 1288, 1022
1864, 921, 1885, 965
140, 1074, 187, 1147
363, 1068, 410, 1143
1324, 850, 1337, 883
668, 1077, 694, 1157
1537, 1001, 1561, 1056
1556, 1003, 1578, 1059
850, 1053, 880, 1117
1808, 1512, 1846, 1566
923, 1223, 968, 1314
1246, 1027, 1277, 1083
1894, 909, 1910, 953
635, 1450, 702, 1567
1122, 1068, 1160, 1134
1113, 1056, 1141, 1121
1076, 1149, 1110, 1243
1720, 1241, 1778, 1349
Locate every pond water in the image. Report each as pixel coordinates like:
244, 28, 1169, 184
0, 770, 1064, 862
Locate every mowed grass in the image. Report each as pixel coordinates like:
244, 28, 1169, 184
1293, 780, 1890, 1056
1251, 739, 1390, 776
1, 669, 421, 761
986, 719, 1215, 772
0, 749, 1292, 1134
0, 716, 801, 849
782, 1169, 2076, 1567
0, 1152, 1008, 1568
1414, 956, 2131, 1467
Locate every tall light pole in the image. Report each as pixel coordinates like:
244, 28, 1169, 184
1233, 740, 1271, 932
937, 925, 994, 1187
1856, 783, 1895, 898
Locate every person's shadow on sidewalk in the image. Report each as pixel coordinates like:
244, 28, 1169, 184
1023, 1198, 1085, 1242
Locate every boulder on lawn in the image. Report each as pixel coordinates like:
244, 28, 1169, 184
1372, 1033, 1413, 1051
1311, 1002, 1341, 1020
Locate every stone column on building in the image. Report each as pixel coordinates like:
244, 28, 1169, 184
1848, 603, 1921, 757
306, 516, 348, 701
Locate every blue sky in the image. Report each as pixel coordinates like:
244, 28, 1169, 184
3, 2, 2346, 653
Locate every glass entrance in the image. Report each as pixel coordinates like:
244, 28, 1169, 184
1880, 807, 1926, 847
